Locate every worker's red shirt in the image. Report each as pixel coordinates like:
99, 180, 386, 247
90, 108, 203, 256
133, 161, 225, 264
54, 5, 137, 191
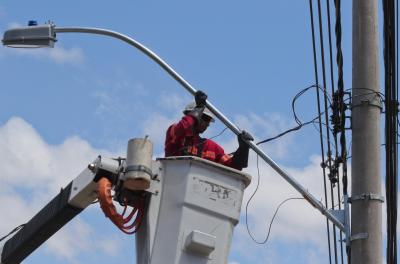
165, 115, 241, 170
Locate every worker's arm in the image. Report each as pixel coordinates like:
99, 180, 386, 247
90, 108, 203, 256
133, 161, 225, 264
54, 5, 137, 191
231, 131, 254, 169
213, 131, 254, 170
165, 115, 197, 156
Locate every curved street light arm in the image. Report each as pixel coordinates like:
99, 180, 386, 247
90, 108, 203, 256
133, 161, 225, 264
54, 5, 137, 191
54, 26, 345, 231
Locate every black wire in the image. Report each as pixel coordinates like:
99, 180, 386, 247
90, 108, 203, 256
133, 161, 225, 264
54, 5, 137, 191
332, 0, 349, 261
0, 224, 26, 242
383, 0, 398, 262
311, 120, 338, 153
308, 1, 333, 263
256, 117, 319, 145
325, 10, 345, 263
245, 155, 305, 244
208, 127, 229, 141
316, 0, 339, 261
256, 84, 326, 145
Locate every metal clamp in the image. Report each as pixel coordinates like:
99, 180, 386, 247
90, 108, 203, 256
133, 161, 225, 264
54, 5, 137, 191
125, 165, 153, 177
348, 193, 385, 203
350, 98, 383, 110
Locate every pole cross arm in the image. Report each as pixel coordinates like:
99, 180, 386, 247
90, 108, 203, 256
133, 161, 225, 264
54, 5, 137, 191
2, 23, 346, 232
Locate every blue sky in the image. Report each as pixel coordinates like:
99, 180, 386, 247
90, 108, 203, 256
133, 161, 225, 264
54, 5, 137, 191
0, 1, 395, 264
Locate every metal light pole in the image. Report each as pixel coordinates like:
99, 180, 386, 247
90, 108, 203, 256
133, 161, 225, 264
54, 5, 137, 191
2, 22, 347, 232
351, 1, 383, 263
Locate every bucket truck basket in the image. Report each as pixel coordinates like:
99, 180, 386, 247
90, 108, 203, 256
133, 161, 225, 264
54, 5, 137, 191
136, 156, 251, 264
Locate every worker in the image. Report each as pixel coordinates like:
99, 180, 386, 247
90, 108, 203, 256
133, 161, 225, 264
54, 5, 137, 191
164, 90, 253, 170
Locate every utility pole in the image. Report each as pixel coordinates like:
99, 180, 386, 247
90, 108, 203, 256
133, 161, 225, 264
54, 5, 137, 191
351, 1, 382, 263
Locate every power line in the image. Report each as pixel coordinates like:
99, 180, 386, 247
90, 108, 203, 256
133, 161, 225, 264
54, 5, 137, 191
256, 84, 324, 145
245, 155, 305, 245
316, 0, 340, 261
382, 0, 398, 262
308, 1, 334, 262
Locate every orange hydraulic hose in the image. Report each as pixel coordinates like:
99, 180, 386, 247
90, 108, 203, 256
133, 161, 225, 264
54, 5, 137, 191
97, 177, 144, 234
97, 177, 125, 227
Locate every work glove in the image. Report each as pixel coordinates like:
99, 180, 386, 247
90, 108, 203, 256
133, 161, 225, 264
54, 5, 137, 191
188, 90, 208, 124
232, 130, 254, 169
238, 130, 254, 149
195, 90, 207, 108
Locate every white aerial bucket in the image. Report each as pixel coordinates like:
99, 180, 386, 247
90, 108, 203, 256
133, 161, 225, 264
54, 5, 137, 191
136, 156, 251, 264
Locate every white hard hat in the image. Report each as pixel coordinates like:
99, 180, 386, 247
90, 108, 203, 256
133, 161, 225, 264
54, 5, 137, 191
183, 101, 215, 122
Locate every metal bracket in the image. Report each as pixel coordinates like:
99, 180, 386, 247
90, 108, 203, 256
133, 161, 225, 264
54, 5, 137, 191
328, 209, 345, 226
350, 232, 369, 242
348, 193, 385, 203
340, 233, 369, 243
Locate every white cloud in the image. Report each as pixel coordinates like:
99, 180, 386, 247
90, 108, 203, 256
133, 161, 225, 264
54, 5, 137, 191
2, 39, 84, 65
0, 117, 119, 262
93, 90, 123, 116
48, 47, 84, 64
1, 112, 391, 264
0, 117, 103, 192
141, 113, 180, 149
96, 234, 121, 256
139, 91, 190, 152
92, 89, 146, 122
44, 219, 92, 262
43, 218, 122, 262
7, 22, 23, 29
234, 112, 298, 158
239, 154, 328, 244
157, 91, 190, 112
222, 113, 345, 263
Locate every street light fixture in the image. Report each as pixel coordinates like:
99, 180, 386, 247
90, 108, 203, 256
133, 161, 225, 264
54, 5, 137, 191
2, 24, 56, 48
2, 21, 348, 234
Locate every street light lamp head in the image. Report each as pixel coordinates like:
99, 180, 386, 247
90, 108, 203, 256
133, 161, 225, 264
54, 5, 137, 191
2, 23, 56, 48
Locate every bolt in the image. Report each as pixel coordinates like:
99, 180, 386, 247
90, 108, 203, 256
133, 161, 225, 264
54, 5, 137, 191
88, 163, 96, 172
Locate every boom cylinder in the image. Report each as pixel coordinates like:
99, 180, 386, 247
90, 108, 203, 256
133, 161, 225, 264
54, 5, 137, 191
123, 138, 153, 191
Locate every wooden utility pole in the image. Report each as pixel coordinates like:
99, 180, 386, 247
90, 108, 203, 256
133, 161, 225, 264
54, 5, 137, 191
351, 1, 383, 263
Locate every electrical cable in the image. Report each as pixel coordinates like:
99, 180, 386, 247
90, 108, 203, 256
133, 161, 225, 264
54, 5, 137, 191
308, 1, 334, 262
256, 117, 319, 145
311, 120, 338, 155
316, 1, 340, 261
0, 224, 26, 242
209, 127, 229, 141
382, 0, 398, 262
245, 154, 305, 244
332, 0, 350, 261
256, 84, 326, 146
325, 0, 346, 260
